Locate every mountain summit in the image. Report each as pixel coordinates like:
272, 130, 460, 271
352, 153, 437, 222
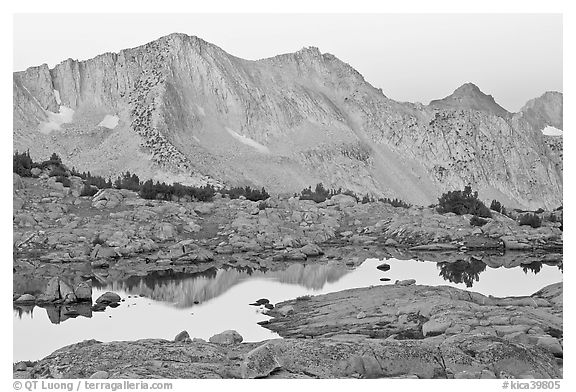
13, 33, 562, 208
429, 82, 511, 118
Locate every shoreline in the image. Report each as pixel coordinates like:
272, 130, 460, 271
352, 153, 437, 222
13, 176, 563, 379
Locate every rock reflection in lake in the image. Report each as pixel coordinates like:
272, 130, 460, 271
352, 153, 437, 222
13, 256, 563, 362
12, 260, 379, 362
13, 303, 93, 324
93, 263, 350, 307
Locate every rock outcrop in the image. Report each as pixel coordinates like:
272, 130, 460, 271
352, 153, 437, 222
13, 33, 562, 209
16, 334, 561, 379
260, 282, 563, 360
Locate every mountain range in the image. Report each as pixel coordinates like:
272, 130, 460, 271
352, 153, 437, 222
13, 33, 563, 208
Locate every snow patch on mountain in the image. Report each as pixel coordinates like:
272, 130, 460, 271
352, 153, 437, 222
542, 126, 563, 136
38, 106, 74, 134
53, 90, 61, 105
225, 127, 270, 154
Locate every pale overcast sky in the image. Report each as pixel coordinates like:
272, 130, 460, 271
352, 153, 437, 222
13, 13, 562, 112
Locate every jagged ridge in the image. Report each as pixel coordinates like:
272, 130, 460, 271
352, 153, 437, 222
13, 33, 563, 208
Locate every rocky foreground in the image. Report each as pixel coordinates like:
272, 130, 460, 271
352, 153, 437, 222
14, 282, 562, 379
13, 175, 563, 379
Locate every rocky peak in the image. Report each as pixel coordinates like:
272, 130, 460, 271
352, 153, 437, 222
13, 34, 563, 209
296, 46, 322, 57
520, 91, 563, 130
453, 82, 483, 95
429, 82, 510, 118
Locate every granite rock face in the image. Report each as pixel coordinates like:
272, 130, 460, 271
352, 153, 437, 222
18, 334, 561, 379
13, 33, 562, 208
260, 282, 563, 352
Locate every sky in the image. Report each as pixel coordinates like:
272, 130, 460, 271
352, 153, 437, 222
13, 14, 561, 112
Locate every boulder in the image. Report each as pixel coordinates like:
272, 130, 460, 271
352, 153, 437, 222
91, 303, 107, 312
395, 279, 416, 286
89, 371, 109, 379
376, 263, 390, 271
13, 173, 24, 190
285, 250, 306, 261
74, 281, 92, 302
536, 336, 563, 356
91, 245, 118, 260
38, 276, 60, 302
95, 292, 121, 304
69, 177, 85, 197
299, 244, 323, 257
174, 331, 192, 343
59, 280, 76, 303
331, 194, 357, 208
277, 305, 294, 317
384, 238, 399, 246
501, 236, 532, 251
422, 319, 452, 336
14, 294, 36, 304
250, 298, 270, 306
193, 204, 213, 215
154, 222, 177, 242
241, 342, 282, 378
92, 189, 124, 209
209, 330, 243, 345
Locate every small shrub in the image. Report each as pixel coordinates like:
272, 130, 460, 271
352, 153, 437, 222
299, 183, 332, 203
138, 179, 215, 202
437, 186, 492, 218
490, 200, 502, 213
518, 213, 542, 228
223, 186, 270, 202
80, 183, 98, 197
13, 150, 34, 177
91, 235, 106, 246
49, 166, 67, 177
258, 201, 270, 210
113, 171, 140, 192
55, 175, 71, 187
295, 295, 311, 301
470, 215, 488, 227
49, 153, 62, 164
380, 197, 411, 209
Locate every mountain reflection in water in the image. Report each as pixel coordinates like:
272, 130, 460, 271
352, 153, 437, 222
94, 263, 350, 307
13, 257, 563, 362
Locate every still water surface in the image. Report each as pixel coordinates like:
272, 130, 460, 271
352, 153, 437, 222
13, 257, 562, 361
